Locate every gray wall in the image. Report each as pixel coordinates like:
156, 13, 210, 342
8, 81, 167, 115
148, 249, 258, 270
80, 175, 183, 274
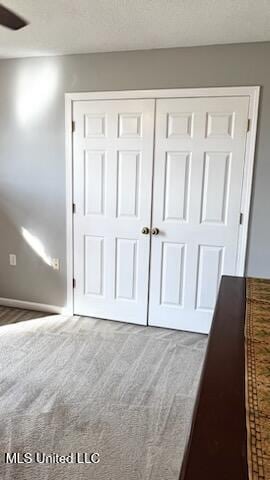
0, 42, 269, 307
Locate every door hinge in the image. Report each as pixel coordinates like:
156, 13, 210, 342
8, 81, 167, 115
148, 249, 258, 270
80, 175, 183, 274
72, 203, 76, 214
247, 118, 251, 132
240, 212, 244, 225
73, 278, 76, 289
72, 120, 75, 133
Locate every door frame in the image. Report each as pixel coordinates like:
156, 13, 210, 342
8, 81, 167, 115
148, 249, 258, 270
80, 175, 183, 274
65, 86, 260, 315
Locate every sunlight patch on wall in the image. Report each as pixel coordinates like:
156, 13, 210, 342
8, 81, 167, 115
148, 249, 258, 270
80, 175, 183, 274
16, 63, 59, 126
21, 227, 52, 267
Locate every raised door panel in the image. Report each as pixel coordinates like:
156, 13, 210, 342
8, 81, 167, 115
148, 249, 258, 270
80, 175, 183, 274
84, 151, 105, 216
116, 151, 140, 218
206, 112, 235, 139
160, 242, 185, 306
84, 114, 107, 138
200, 152, 231, 224
163, 152, 191, 222
167, 113, 194, 138
196, 245, 224, 311
84, 236, 104, 296
115, 239, 137, 300
118, 113, 142, 138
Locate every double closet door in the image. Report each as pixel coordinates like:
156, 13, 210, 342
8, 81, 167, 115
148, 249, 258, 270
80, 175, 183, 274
73, 95, 249, 333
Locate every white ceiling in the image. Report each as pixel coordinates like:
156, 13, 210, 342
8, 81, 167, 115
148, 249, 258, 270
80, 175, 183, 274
1, 0, 270, 58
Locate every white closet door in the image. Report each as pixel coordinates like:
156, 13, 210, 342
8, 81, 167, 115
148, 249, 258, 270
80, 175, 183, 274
73, 99, 155, 324
149, 96, 249, 333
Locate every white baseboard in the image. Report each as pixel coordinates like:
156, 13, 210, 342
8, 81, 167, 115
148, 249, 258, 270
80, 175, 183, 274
0, 297, 67, 314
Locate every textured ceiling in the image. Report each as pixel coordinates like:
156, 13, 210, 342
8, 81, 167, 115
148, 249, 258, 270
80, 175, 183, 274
0, 0, 270, 58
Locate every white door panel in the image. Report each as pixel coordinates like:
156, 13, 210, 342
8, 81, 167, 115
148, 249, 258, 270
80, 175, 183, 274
148, 96, 249, 333
73, 99, 155, 324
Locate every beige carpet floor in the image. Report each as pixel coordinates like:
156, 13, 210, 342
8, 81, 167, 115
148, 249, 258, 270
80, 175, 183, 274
0, 306, 207, 480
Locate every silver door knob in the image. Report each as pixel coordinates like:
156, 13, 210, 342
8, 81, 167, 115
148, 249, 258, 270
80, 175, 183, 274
141, 227, 150, 235
151, 228, 159, 235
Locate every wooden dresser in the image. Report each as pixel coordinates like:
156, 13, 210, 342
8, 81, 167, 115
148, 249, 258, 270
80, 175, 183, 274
179, 275, 248, 480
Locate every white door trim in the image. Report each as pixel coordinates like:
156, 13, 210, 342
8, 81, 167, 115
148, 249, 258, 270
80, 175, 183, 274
65, 86, 260, 315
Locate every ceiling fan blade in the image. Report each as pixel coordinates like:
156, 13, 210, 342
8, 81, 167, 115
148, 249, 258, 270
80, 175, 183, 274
0, 4, 28, 30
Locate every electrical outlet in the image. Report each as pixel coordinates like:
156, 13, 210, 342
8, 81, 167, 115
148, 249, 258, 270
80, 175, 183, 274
9, 254, 16, 266
51, 258, 60, 270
